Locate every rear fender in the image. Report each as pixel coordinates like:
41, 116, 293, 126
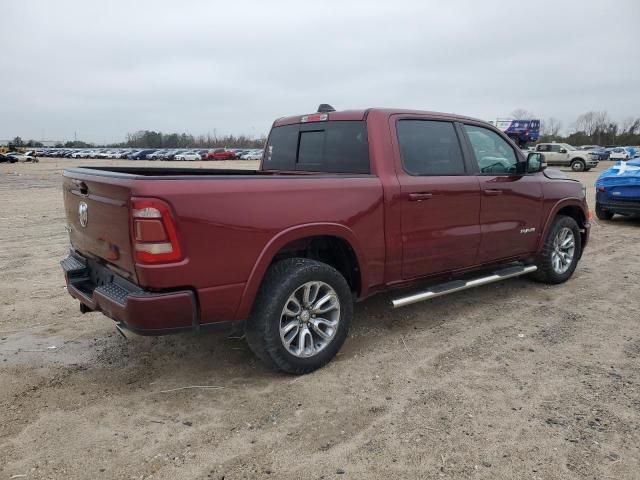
234, 223, 367, 320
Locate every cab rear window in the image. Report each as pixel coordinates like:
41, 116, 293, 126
263, 121, 369, 173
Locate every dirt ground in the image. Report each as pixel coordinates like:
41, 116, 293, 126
1, 158, 638, 480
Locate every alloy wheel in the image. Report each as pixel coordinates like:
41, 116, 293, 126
279, 281, 341, 358
551, 227, 575, 274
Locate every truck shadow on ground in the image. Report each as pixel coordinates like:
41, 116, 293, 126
73, 278, 523, 390
1, 274, 535, 398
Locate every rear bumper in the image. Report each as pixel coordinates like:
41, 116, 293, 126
62, 252, 197, 335
597, 198, 640, 215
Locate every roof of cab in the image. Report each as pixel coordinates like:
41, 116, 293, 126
272, 108, 488, 127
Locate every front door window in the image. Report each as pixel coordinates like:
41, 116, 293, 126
464, 125, 518, 174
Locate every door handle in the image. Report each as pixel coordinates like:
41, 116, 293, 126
484, 189, 503, 196
408, 192, 433, 201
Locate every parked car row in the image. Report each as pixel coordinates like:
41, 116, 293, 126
0, 151, 39, 163
577, 145, 640, 161
36, 147, 264, 161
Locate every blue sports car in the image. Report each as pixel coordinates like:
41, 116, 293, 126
595, 159, 640, 220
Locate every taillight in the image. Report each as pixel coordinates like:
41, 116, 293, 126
597, 186, 606, 192
131, 198, 182, 264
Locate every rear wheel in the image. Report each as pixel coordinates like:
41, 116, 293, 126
245, 258, 353, 374
595, 203, 614, 220
570, 159, 586, 172
530, 215, 581, 284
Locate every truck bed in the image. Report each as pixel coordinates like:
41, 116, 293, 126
62, 165, 385, 324
65, 166, 367, 179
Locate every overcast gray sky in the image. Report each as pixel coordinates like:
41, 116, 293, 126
1, 0, 639, 143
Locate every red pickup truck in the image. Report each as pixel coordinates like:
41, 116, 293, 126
61, 106, 591, 374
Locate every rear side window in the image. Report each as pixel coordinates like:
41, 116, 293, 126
263, 121, 369, 173
396, 120, 465, 175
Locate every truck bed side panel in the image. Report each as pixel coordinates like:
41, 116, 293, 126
131, 175, 385, 321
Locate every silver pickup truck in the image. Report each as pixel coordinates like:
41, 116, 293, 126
535, 143, 599, 172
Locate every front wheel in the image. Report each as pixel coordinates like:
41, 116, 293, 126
595, 203, 614, 220
530, 215, 581, 284
570, 159, 586, 172
245, 258, 353, 374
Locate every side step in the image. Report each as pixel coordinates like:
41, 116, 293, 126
391, 265, 537, 309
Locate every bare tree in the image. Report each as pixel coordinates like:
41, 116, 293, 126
574, 111, 608, 137
542, 117, 562, 137
510, 108, 535, 119
620, 117, 640, 135
594, 111, 609, 130
574, 112, 596, 135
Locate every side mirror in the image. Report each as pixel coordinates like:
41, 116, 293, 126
527, 152, 546, 173
559, 148, 567, 153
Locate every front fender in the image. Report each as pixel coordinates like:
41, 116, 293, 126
234, 223, 368, 320
536, 197, 589, 253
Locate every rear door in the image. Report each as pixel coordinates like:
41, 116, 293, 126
392, 117, 481, 280
62, 172, 137, 281
460, 123, 543, 262
547, 144, 569, 166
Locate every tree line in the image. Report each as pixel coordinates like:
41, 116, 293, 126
8, 111, 640, 151
512, 109, 640, 146
117, 130, 267, 149
7, 131, 267, 150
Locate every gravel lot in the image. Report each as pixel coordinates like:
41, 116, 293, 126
1, 159, 638, 479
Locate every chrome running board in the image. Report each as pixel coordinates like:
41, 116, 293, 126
391, 265, 537, 308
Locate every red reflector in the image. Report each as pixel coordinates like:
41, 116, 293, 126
134, 219, 168, 242
597, 186, 606, 192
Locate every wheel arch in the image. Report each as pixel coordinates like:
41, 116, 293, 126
235, 224, 368, 320
537, 198, 588, 255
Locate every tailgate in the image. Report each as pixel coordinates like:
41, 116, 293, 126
63, 172, 137, 281
607, 184, 640, 201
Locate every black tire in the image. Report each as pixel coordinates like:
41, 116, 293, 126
530, 215, 582, 284
595, 203, 614, 221
570, 159, 586, 172
245, 258, 353, 374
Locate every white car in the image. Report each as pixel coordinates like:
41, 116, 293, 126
147, 150, 167, 160
244, 150, 263, 160
608, 148, 630, 161
6, 151, 38, 163
175, 151, 202, 161
71, 150, 92, 159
